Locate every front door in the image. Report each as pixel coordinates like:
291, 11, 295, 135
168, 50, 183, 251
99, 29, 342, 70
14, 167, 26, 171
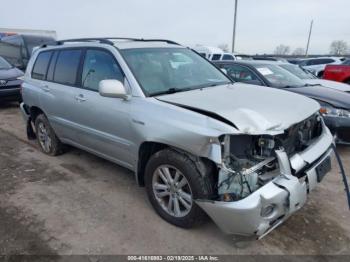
72, 48, 134, 169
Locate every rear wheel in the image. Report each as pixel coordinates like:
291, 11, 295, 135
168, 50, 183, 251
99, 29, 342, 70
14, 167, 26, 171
34, 114, 63, 156
145, 149, 214, 228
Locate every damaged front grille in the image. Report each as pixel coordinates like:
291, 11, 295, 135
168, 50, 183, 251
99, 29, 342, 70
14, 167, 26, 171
218, 113, 323, 201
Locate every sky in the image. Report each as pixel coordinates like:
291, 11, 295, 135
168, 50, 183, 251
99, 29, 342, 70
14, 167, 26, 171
1, 0, 349, 54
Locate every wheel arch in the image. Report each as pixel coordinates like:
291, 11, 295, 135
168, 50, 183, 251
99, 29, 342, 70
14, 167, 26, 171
29, 106, 46, 122
137, 141, 218, 187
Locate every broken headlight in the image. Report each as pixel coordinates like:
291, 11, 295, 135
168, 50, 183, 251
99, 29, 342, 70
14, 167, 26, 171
218, 135, 278, 201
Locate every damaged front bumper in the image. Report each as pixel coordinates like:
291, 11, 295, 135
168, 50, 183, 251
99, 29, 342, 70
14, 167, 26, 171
196, 123, 334, 238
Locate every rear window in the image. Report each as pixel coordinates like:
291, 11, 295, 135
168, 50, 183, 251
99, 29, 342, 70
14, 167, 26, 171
53, 49, 82, 85
222, 54, 234, 60
32, 51, 52, 80
211, 54, 222, 61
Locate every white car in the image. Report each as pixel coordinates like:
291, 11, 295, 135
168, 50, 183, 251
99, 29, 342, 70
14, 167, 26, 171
299, 57, 345, 78
192, 45, 236, 61
279, 63, 350, 92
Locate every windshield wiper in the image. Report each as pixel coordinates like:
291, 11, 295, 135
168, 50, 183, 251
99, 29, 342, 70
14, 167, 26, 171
150, 82, 231, 96
282, 84, 304, 88
151, 87, 191, 97
303, 83, 319, 87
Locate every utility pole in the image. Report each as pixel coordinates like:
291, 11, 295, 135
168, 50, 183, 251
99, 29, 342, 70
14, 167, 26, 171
232, 0, 238, 53
305, 20, 313, 57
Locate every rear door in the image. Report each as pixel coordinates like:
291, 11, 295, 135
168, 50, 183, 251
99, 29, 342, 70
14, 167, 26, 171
70, 48, 134, 168
38, 48, 83, 141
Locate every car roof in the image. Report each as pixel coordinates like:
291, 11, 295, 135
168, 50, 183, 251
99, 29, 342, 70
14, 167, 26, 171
299, 56, 343, 61
214, 59, 287, 67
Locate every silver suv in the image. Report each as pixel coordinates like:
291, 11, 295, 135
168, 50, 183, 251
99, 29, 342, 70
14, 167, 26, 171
20, 38, 334, 238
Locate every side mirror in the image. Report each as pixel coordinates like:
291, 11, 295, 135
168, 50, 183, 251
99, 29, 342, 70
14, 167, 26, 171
99, 80, 129, 99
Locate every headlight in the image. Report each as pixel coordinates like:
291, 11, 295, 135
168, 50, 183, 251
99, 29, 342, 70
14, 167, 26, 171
320, 106, 350, 118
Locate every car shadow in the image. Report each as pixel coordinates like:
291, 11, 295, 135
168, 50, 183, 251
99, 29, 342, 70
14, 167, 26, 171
0, 101, 20, 110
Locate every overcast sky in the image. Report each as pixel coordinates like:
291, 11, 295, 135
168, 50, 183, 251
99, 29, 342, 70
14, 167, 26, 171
1, 0, 349, 54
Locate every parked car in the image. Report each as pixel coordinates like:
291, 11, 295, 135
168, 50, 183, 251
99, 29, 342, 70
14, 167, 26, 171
252, 56, 288, 62
298, 57, 345, 78
21, 38, 333, 238
235, 54, 253, 60
0, 56, 23, 102
192, 45, 236, 61
323, 59, 350, 85
278, 62, 350, 92
287, 58, 303, 65
214, 60, 350, 144
0, 34, 55, 70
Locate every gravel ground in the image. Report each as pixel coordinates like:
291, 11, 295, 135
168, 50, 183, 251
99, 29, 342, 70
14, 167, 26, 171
0, 102, 349, 256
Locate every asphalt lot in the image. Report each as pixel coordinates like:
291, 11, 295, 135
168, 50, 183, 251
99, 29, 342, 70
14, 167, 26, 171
0, 102, 350, 255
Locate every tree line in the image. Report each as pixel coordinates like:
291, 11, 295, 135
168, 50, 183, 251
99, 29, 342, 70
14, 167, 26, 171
216, 40, 349, 56
273, 40, 349, 56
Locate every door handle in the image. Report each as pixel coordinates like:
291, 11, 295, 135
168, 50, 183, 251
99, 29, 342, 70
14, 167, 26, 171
75, 94, 87, 102
40, 84, 50, 92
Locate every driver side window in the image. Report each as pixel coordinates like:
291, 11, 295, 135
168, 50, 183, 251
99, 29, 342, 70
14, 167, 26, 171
82, 49, 124, 91
222, 64, 262, 84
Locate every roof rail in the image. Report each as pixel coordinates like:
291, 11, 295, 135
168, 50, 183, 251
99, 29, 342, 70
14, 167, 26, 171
56, 38, 114, 45
137, 39, 180, 45
105, 38, 180, 45
40, 37, 181, 48
40, 38, 114, 48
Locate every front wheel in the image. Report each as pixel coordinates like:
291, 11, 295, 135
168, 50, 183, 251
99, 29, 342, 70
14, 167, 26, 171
145, 149, 214, 228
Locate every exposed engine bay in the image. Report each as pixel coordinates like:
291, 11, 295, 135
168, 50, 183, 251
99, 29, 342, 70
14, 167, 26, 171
218, 113, 323, 201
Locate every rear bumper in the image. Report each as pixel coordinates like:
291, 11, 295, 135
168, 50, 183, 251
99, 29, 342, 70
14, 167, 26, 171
0, 87, 21, 101
196, 122, 334, 238
324, 115, 350, 144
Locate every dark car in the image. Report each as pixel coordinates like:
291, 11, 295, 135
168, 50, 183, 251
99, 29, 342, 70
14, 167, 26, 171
0, 35, 55, 70
252, 56, 288, 62
0, 56, 23, 102
214, 60, 350, 144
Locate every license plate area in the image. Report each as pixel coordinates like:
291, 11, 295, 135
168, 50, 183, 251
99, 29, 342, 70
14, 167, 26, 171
316, 156, 331, 182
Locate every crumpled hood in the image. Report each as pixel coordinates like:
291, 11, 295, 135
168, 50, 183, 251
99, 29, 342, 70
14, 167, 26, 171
304, 79, 350, 92
0, 67, 23, 80
157, 84, 320, 134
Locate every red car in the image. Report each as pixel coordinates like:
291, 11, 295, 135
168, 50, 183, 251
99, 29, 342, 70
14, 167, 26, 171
323, 59, 350, 84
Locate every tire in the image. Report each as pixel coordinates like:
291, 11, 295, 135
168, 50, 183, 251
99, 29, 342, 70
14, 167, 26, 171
34, 114, 64, 156
145, 148, 214, 228
346, 79, 350, 85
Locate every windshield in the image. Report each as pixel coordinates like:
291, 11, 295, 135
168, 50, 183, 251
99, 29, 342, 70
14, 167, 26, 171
252, 64, 305, 88
121, 48, 231, 96
0, 56, 12, 70
279, 64, 316, 80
